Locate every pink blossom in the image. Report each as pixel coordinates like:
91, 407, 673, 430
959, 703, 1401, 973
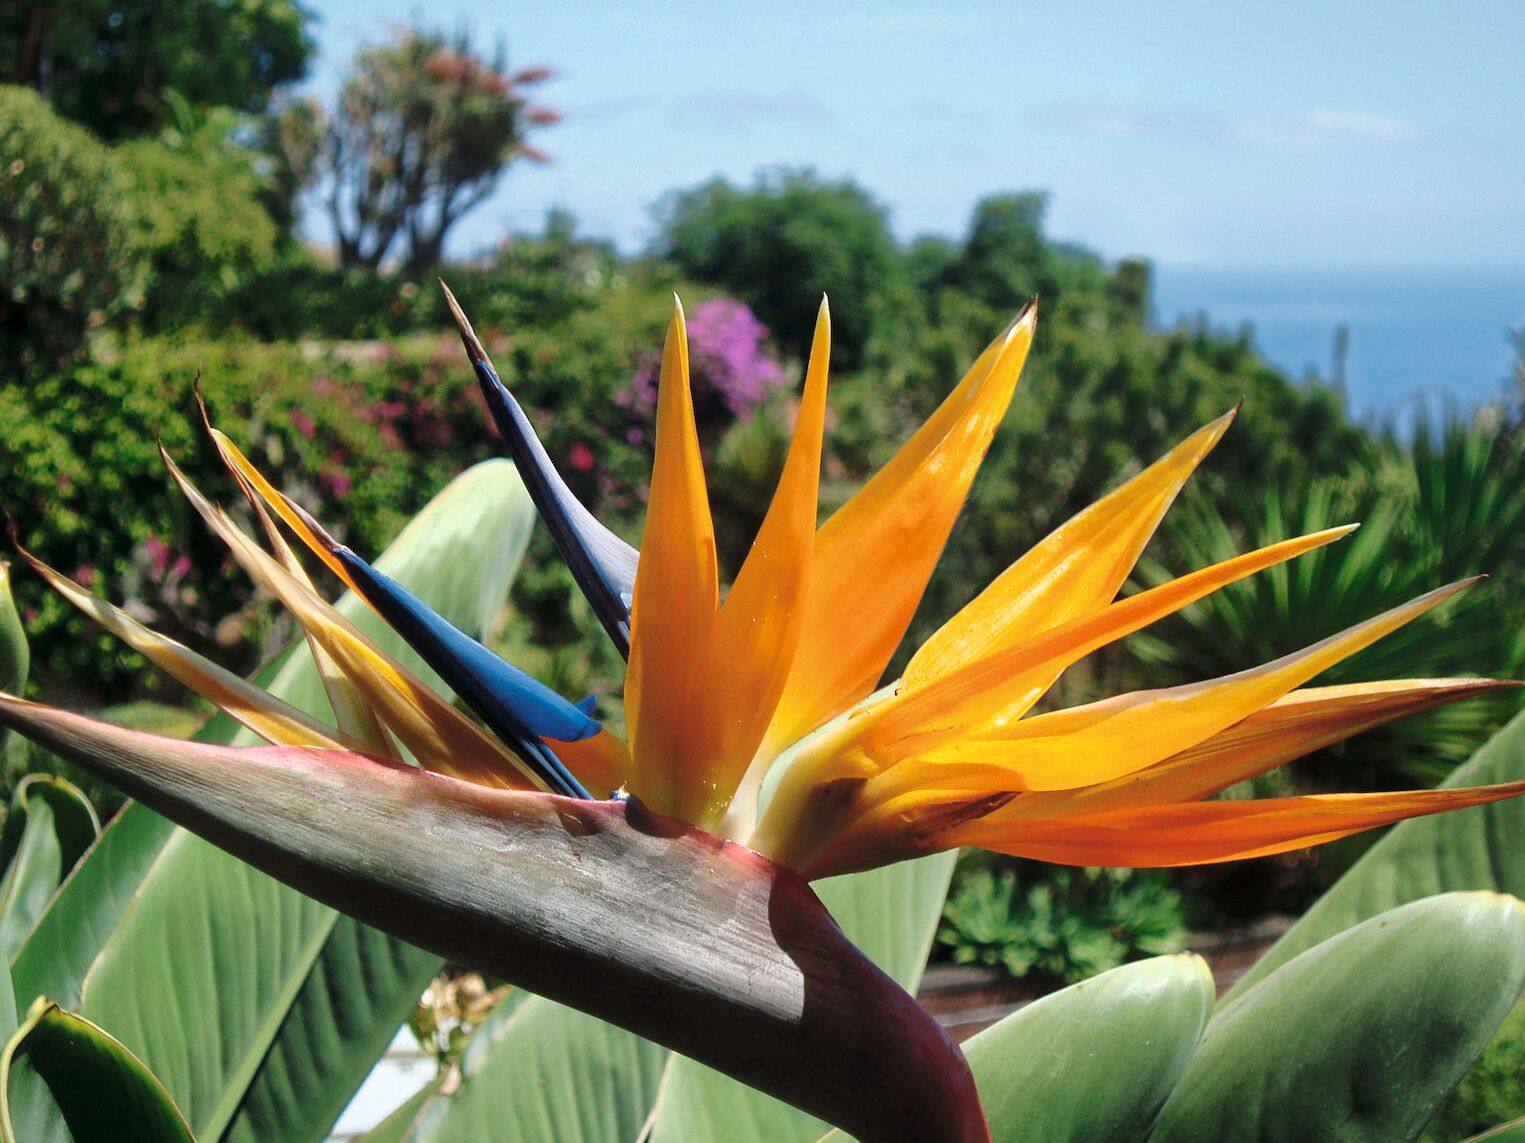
144, 535, 171, 577
320, 470, 353, 498
292, 411, 317, 440
628, 298, 787, 420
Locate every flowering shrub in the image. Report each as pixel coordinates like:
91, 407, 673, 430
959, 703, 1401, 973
628, 297, 787, 421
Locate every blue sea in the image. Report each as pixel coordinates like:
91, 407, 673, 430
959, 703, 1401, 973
1151, 266, 1525, 425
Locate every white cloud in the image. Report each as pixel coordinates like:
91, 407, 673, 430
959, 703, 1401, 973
889, 100, 993, 129
1028, 100, 1427, 153
559, 89, 838, 139
1251, 109, 1426, 150
565, 97, 658, 126
1027, 100, 1225, 143
666, 88, 838, 137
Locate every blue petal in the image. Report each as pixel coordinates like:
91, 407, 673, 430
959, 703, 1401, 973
442, 284, 637, 657
330, 545, 593, 799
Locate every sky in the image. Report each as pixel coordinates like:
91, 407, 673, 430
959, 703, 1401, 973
301, 0, 1525, 271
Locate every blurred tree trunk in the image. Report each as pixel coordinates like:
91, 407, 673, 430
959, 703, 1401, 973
16, 3, 51, 95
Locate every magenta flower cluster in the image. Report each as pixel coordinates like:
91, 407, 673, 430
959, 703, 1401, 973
628, 298, 787, 420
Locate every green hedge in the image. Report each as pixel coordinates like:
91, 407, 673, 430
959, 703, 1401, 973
2, 282, 677, 700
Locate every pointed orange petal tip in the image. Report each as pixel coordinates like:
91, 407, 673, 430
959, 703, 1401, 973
1205, 403, 1239, 441
1004, 298, 1038, 344
1422, 575, 1485, 603
961, 780, 1525, 868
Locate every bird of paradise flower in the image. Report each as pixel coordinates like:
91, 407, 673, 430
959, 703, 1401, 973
1, 289, 1520, 1142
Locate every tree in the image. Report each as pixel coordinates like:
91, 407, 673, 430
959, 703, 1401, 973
654, 169, 917, 371
949, 192, 1052, 307
115, 105, 280, 326
0, 84, 145, 372
299, 30, 557, 273
2, 0, 313, 141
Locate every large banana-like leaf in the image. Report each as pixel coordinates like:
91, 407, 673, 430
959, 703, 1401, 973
963, 954, 1213, 1143
9, 460, 536, 1142
1151, 892, 1525, 1143
0, 961, 13, 1046
219, 916, 442, 1143
369, 994, 666, 1143
1, 998, 193, 1143
0, 777, 98, 961
1230, 705, 1525, 998
0, 561, 25, 754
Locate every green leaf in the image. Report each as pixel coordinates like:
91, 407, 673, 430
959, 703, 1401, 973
0, 561, 28, 754
8, 806, 176, 1009
1, 998, 193, 1143
1230, 705, 1525, 999
964, 954, 1213, 1143
356, 1074, 449, 1143
1151, 893, 1525, 1143
217, 917, 440, 1143
0, 563, 26, 700
0, 949, 15, 1048
0, 777, 98, 961
645, 853, 959, 1143
396, 996, 667, 1143
10, 460, 536, 1143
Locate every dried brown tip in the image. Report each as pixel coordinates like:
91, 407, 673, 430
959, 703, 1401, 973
191, 379, 219, 443
439, 279, 489, 367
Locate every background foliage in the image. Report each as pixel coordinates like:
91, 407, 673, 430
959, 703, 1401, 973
0, 85, 146, 373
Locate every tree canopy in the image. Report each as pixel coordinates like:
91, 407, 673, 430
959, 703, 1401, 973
3, 0, 314, 140
654, 169, 917, 371
285, 29, 557, 272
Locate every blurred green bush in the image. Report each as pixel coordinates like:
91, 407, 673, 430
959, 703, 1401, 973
0, 85, 146, 373
195, 211, 629, 341
938, 858, 1188, 983
0, 273, 677, 702
655, 168, 919, 371
115, 107, 281, 329
1422, 1001, 1525, 1142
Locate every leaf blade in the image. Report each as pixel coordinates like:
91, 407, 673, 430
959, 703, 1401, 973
1152, 893, 1525, 1143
